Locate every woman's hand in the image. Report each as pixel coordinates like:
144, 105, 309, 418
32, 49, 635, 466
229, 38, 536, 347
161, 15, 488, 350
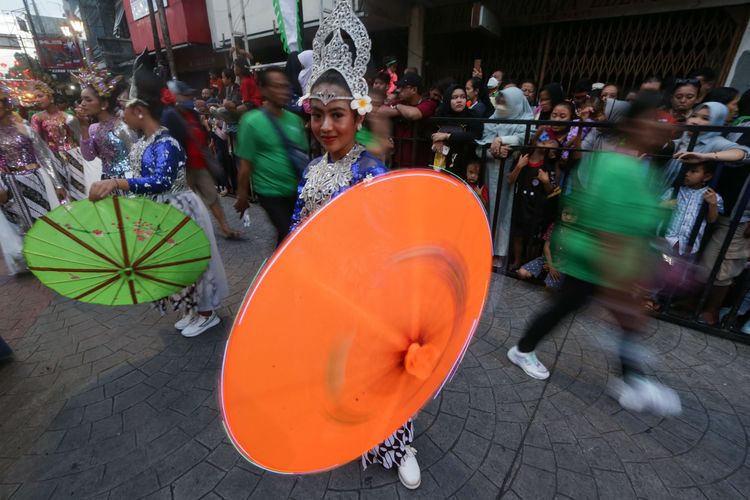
55, 187, 67, 202
490, 138, 503, 158
431, 132, 450, 143
89, 179, 117, 202
0, 189, 8, 205
517, 154, 530, 168
75, 105, 89, 127
673, 151, 709, 164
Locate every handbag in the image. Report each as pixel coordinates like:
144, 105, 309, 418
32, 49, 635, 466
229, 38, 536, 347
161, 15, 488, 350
261, 109, 308, 177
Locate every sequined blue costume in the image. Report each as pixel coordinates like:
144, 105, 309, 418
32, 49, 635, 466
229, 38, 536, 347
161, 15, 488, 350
291, 145, 388, 229
126, 130, 187, 195
127, 128, 228, 313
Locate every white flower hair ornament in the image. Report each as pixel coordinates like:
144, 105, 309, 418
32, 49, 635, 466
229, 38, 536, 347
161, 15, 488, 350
350, 95, 372, 115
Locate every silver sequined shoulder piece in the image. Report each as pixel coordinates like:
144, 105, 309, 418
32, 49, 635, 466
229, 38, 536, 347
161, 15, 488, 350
299, 144, 366, 220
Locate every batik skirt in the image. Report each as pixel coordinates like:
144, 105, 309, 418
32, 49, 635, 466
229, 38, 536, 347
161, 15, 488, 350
152, 190, 229, 314
362, 419, 414, 470
0, 168, 59, 232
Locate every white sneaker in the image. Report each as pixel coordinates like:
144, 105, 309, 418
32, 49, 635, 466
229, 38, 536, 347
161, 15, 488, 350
174, 312, 196, 331
611, 376, 682, 417
507, 346, 550, 380
181, 313, 220, 338
398, 446, 421, 490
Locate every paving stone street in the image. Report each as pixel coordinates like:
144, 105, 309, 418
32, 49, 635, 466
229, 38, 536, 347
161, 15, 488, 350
1, 198, 750, 500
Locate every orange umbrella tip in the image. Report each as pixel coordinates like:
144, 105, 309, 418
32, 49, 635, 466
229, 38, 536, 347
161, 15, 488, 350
404, 342, 439, 380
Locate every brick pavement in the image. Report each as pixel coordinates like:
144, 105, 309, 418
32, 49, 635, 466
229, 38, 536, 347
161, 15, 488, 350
1, 198, 750, 499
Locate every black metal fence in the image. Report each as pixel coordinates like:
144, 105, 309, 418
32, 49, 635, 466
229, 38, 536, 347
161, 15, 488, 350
391, 116, 750, 345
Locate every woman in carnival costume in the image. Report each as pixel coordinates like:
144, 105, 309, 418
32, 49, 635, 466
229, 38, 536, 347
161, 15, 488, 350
28, 80, 89, 200
293, 0, 421, 489
0, 82, 66, 269
74, 65, 137, 181
88, 65, 228, 339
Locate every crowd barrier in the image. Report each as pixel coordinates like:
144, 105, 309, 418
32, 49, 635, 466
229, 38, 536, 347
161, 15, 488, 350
390, 116, 750, 345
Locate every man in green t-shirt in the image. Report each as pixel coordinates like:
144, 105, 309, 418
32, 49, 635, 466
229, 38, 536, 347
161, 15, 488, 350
234, 67, 308, 245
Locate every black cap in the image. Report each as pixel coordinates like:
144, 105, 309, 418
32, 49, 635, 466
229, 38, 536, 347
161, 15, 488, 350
395, 73, 422, 89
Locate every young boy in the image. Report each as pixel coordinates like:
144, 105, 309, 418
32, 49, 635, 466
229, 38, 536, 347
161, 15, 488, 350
465, 156, 489, 208
663, 162, 723, 255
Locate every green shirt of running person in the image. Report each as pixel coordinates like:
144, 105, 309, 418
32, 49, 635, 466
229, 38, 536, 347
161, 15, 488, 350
554, 151, 666, 289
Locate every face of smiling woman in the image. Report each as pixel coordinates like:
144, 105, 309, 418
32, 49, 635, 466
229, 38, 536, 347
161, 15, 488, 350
309, 82, 363, 161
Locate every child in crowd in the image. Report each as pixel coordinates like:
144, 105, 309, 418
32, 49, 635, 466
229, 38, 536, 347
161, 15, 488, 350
465, 156, 489, 209
517, 207, 577, 290
662, 162, 723, 255
508, 130, 559, 270
644, 162, 723, 312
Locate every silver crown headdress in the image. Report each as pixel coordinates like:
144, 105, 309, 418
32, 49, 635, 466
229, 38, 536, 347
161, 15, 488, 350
300, 0, 372, 111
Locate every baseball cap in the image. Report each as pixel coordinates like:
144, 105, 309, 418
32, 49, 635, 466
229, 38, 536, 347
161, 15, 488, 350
167, 80, 196, 97
395, 73, 423, 89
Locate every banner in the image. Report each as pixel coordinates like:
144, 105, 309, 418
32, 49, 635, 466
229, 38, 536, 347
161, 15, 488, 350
273, 0, 302, 53
37, 36, 82, 71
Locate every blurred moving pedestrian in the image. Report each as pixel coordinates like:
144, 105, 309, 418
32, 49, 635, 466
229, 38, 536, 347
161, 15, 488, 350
506, 94, 683, 417
235, 68, 308, 246
163, 80, 240, 239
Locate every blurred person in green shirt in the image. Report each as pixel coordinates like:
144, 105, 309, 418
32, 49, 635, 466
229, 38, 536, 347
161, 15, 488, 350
507, 92, 682, 417
234, 67, 308, 245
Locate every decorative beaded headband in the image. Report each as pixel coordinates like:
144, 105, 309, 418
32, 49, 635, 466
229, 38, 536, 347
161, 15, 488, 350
73, 64, 123, 98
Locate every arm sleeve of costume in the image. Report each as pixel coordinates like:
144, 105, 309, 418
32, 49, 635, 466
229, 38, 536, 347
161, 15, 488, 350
290, 165, 311, 231
29, 125, 64, 189
30, 114, 42, 135
81, 123, 99, 160
115, 122, 138, 152
127, 139, 185, 194
65, 114, 82, 145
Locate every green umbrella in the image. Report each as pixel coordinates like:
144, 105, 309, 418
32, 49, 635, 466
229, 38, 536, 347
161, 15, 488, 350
23, 196, 211, 305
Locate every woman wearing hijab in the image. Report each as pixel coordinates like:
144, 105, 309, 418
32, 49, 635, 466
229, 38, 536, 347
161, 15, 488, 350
479, 86, 534, 265
297, 50, 314, 96
663, 102, 750, 190
535, 83, 565, 121
431, 84, 483, 177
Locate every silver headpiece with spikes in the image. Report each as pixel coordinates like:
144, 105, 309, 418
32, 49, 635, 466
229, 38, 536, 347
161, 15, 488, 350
300, 0, 372, 109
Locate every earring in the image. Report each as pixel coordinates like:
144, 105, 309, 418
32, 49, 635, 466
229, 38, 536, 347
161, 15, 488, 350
357, 123, 363, 131
138, 114, 143, 119
101, 107, 106, 111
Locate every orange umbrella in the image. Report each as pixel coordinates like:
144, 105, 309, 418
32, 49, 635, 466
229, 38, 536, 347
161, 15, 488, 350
221, 170, 492, 474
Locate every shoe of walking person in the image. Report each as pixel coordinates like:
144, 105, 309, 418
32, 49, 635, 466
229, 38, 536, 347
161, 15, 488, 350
507, 346, 550, 380
398, 446, 421, 490
611, 376, 682, 416
174, 311, 196, 331
181, 312, 220, 338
